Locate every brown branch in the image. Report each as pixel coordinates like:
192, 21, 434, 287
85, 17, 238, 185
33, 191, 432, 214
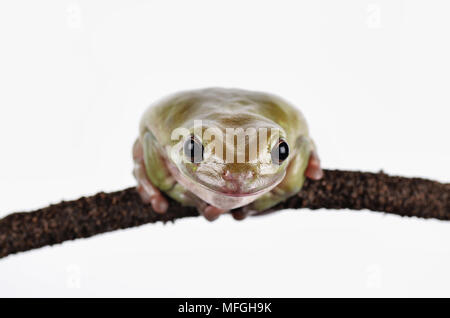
0, 169, 448, 259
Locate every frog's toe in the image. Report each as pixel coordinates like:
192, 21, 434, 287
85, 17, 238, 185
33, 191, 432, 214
231, 209, 248, 221
150, 194, 169, 214
136, 184, 152, 204
202, 205, 227, 222
305, 150, 323, 180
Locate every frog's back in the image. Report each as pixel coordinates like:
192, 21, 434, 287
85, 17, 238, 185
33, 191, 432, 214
140, 88, 309, 146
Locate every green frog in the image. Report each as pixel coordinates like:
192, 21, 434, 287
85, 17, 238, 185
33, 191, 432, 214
133, 88, 322, 221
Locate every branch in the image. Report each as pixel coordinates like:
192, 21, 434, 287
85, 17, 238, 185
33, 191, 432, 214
0, 169, 448, 259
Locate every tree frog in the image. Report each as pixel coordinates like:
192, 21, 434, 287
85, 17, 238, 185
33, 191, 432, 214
133, 88, 322, 221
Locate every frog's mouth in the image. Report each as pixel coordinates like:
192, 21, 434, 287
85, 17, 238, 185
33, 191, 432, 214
179, 177, 279, 210
168, 161, 285, 209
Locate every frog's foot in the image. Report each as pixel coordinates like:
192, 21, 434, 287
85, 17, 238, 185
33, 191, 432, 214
231, 209, 249, 221
133, 139, 168, 214
305, 150, 323, 180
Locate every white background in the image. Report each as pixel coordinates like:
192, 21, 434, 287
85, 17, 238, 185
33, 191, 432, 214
0, 0, 449, 297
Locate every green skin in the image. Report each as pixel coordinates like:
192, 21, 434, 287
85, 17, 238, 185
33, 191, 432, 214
133, 88, 321, 221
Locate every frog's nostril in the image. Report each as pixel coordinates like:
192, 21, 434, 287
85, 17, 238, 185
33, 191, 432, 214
223, 170, 232, 180
223, 170, 236, 181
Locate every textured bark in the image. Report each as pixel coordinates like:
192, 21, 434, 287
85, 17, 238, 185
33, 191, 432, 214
0, 169, 448, 259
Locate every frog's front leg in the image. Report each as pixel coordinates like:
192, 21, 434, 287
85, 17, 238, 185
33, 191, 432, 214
133, 139, 169, 213
133, 131, 227, 221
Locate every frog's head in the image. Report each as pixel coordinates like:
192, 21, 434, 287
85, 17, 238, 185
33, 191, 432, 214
167, 117, 291, 210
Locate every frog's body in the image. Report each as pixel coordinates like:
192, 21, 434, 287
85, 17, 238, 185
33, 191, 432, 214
133, 88, 322, 221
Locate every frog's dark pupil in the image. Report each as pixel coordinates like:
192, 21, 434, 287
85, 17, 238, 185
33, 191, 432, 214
184, 137, 203, 163
271, 140, 289, 164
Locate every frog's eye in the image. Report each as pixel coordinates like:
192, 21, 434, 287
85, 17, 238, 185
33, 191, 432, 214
183, 135, 204, 163
271, 139, 289, 164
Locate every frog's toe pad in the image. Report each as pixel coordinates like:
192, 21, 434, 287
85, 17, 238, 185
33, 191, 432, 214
150, 195, 169, 214
231, 209, 248, 221
305, 151, 323, 180
203, 206, 227, 222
